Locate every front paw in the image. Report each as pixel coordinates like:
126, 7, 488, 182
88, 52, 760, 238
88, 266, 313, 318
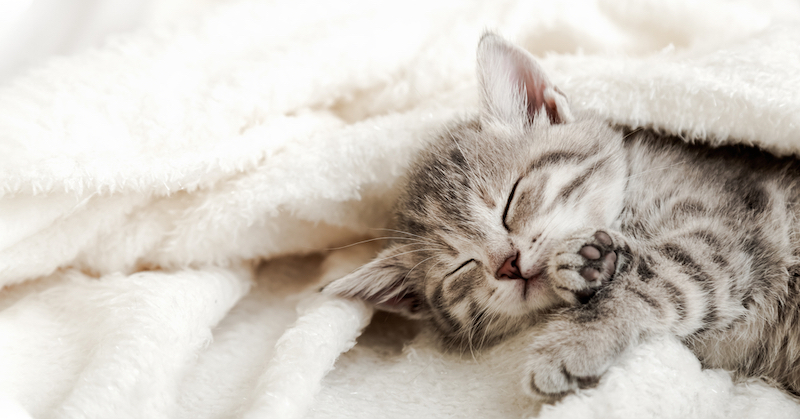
548, 229, 619, 304
523, 318, 618, 399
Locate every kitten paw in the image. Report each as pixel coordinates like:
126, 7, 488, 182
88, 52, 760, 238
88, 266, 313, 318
548, 229, 618, 304
522, 317, 616, 399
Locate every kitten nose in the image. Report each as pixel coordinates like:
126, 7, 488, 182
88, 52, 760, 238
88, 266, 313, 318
496, 252, 522, 279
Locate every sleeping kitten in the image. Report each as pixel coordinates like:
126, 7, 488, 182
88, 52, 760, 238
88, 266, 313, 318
325, 33, 800, 398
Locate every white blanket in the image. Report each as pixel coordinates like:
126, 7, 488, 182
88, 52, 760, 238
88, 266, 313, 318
2, 0, 800, 418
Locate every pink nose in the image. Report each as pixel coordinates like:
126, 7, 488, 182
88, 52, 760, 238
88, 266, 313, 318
496, 252, 522, 279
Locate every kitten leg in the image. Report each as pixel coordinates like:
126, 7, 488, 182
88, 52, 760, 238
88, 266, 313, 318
525, 227, 742, 398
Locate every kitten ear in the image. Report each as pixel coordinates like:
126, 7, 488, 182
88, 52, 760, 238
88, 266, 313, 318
323, 247, 428, 319
477, 33, 573, 127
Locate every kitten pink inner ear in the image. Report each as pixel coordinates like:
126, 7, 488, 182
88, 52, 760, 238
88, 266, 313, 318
477, 33, 573, 126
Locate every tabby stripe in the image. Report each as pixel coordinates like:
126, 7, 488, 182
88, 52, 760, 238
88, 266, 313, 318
691, 237, 739, 305
560, 365, 575, 381
448, 276, 474, 304
692, 326, 710, 337
434, 311, 462, 340
710, 253, 729, 268
660, 278, 688, 320
671, 200, 707, 217
527, 174, 550, 214
740, 183, 770, 214
431, 282, 447, 309
658, 243, 719, 328
625, 282, 662, 313
431, 287, 461, 333
778, 333, 792, 356
687, 229, 731, 269
636, 258, 657, 281
433, 282, 471, 335
557, 159, 607, 203
527, 150, 588, 172
469, 303, 488, 330
687, 229, 723, 248
658, 243, 712, 292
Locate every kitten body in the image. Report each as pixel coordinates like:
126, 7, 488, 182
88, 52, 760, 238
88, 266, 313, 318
326, 34, 800, 397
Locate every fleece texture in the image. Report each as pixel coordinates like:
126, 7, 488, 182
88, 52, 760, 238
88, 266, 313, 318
2, 0, 800, 418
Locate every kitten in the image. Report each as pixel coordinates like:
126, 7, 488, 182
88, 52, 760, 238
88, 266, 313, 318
325, 33, 800, 398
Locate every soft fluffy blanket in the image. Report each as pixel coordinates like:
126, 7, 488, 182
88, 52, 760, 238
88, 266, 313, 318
3, 0, 800, 418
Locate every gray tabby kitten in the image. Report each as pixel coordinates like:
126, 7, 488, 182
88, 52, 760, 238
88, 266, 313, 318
325, 33, 800, 398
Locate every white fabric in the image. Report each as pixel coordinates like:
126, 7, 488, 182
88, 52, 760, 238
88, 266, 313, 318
2, 0, 800, 418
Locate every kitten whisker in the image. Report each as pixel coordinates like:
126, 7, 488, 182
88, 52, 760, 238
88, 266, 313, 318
372, 228, 444, 247
423, 260, 444, 287
623, 159, 688, 182
447, 126, 479, 184
621, 127, 643, 140
389, 241, 442, 254
322, 236, 438, 251
403, 255, 438, 287
370, 248, 446, 264
475, 310, 496, 352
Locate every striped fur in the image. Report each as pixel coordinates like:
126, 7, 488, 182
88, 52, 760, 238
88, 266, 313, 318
324, 34, 800, 398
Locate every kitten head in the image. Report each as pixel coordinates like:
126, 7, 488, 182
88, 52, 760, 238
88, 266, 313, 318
325, 33, 627, 348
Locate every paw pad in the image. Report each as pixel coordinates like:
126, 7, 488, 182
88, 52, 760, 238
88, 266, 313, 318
549, 230, 619, 305
579, 247, 616, 282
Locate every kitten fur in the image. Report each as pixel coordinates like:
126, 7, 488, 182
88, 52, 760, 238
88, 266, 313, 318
325, 33, 800, 398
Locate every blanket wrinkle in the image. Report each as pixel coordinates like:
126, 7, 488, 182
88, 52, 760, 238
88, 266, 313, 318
2, 0, 800, 418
